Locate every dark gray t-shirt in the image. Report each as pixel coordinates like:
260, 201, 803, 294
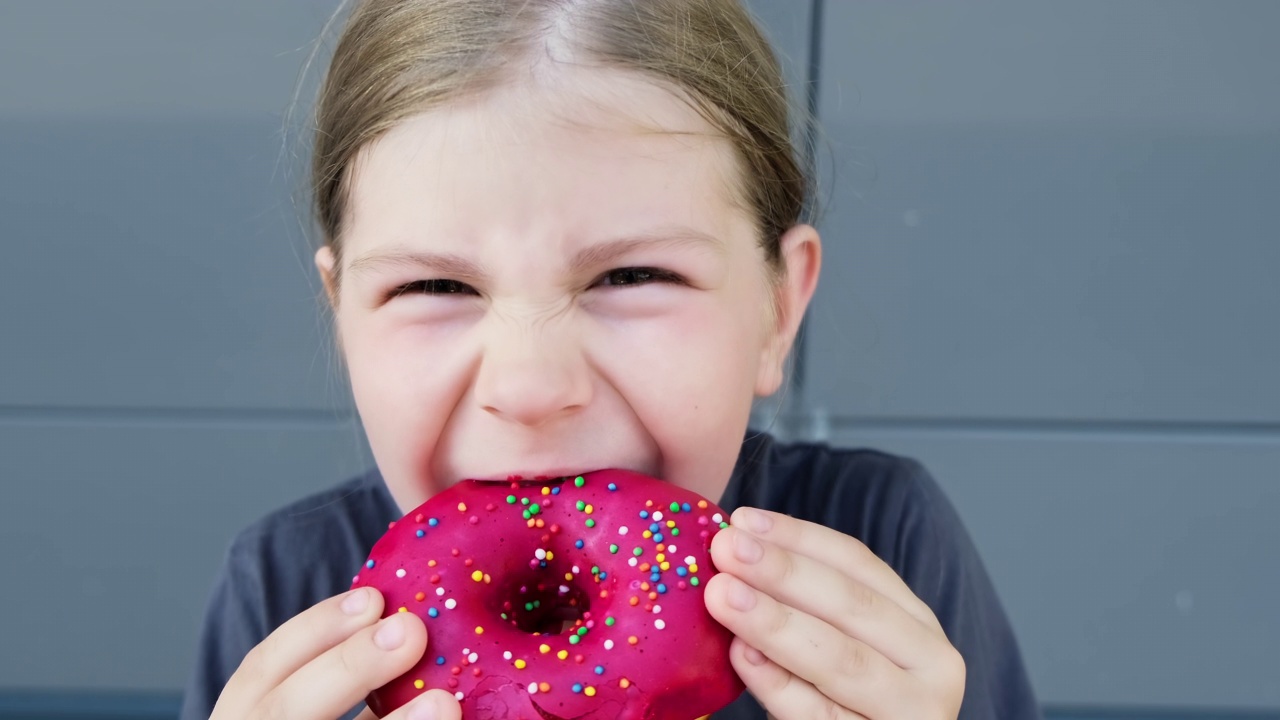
180, 433, 1042, 719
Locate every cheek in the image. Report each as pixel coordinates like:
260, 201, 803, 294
594, 294, 763, 424
335, 311, 471, 507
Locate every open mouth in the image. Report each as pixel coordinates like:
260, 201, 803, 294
466, 470, 600, 484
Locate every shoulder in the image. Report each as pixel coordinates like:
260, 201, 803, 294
229, 469, 394, 552
735, 433, 933, 519
732, 433, 964, 576
221, 469, 398, 627
735, 435, 1043, 718
181, 472, 394, 720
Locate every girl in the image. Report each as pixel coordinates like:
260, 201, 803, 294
183, 1, 1040, 718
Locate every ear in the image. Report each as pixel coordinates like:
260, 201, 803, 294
315, 244, 339, 308
755, 223, 822, 397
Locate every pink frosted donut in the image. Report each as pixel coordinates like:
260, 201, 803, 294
352, 469, 743, 719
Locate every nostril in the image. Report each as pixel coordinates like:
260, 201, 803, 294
473, 344, 593, 427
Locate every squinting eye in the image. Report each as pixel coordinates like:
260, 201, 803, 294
390, 279, 479, 298
596, 267, 683, 287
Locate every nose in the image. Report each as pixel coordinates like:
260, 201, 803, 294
473, 319, 593, 427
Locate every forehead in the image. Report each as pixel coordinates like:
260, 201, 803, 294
340, 66, 752, 258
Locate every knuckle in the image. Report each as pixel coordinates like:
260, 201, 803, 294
819, 695, 846, 720
843, 578, 877, 615
337, 632, 370, 679
946, 645, 967, 689
239, 641, 271, 683
918, 602, 944, 630
250, 691, 287, 720
766, 600, 794, 637
836, 641, 871, 680
773, 545, 798, 585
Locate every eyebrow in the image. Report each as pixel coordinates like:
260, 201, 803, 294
346, 249, 485, 281
345, 226, 725, 280
567, 227, 725, 274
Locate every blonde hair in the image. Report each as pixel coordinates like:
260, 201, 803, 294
312, 0, 808, 283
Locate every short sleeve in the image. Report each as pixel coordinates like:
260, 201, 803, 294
895, 460, 1043, 720
179, 541, 270, 720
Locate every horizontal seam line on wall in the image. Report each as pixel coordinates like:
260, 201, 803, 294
1040, 702, 1280, 719
772, 413, 1280, 442
0, 405, 356, 429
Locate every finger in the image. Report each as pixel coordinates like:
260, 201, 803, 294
729, 637, 866, 720
706, 572, 915, 720
354, 688, 462, 720
260, 612, 428, 720
729, 507, 941, 630
214, 587, 386, 718
711, 526, 942, 670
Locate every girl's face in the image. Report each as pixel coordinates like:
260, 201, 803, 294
316, 67, 819, 513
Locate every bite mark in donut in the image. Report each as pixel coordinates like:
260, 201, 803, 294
352, 469, 744, 719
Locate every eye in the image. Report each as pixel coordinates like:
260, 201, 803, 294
595, 267, 684, 288
389, 279, 479, 299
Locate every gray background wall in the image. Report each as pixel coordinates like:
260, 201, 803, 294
2, 1, 1277, 717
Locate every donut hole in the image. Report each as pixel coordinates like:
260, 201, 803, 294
496, 577, 592, 636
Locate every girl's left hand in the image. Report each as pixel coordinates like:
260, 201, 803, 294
705, 507, 966, 720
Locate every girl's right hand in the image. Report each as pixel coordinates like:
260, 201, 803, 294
210, 587, 462, 720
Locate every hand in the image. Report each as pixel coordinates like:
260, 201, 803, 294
705, 507, 965, 720
211, 587, 462, 720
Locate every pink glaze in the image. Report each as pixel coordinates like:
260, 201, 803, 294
352, 469, 743, 719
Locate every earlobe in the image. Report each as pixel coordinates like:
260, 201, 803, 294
755, 224, 822, 397
315, 245, 339, 308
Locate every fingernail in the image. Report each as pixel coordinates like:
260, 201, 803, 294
733, 529, 764, 564
374, 615, 406, 650
736, 507, 772, 534
743, 645, 768, 666
341, 588, 369, 615
727, 576, 757, 612
407, 696, 439, 720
